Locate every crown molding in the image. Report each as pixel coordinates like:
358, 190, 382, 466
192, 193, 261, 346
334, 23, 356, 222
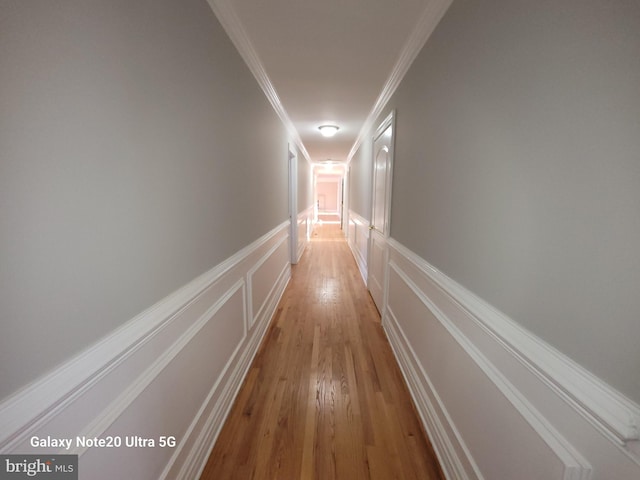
206, 0, 312, 164
347, 0, 454, 163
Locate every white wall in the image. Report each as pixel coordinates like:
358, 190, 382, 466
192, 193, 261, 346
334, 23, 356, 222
317, 180, 340, 212
0, 0, 288, 401
0, 223, 291, 479
388, 0, 640, 404
347, 0, 640, 477
348, 137, 373, 221
385, 239, 640, 479
294, 150, 313, 261
0, 0, 291, 477
297, 152, 314, 214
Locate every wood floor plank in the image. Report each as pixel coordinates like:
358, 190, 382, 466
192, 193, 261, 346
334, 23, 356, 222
200, 223, 444, 480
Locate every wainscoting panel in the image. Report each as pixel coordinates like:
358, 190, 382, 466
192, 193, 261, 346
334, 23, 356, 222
382, 238, 640, 480
347, 209, 369, 285
297, 206, 313, 262
248, 235, 289, 330
0, 221, 292, 480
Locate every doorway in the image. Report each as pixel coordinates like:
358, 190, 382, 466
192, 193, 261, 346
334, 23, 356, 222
314, 163, 345, 226
288, 145, 298, 264
367, 111, 395, 314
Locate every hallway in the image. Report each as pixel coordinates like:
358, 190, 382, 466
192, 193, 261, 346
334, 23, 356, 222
2, 2, 639, 479
200, 224, 444, 479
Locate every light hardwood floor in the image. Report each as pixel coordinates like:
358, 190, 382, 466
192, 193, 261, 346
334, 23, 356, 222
200, 223, 444, 480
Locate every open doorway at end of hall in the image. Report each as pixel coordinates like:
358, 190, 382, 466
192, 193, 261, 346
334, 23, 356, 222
314, 165, 345, 226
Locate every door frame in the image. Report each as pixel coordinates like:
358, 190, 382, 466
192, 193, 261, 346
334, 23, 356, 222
367, 110, 396, 315
342, 164, 350, 233
371, 110, 395, 237
288, 144, 299, 264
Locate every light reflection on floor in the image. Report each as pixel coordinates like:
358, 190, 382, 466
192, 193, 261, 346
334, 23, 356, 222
311, 222, 345, 242
317, 277, 339, 303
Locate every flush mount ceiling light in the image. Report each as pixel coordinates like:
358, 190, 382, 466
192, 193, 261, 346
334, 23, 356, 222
318, 125, 339, 137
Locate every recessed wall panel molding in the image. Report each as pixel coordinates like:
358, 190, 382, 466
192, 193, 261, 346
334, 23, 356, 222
297, 206, 314, 262
247, 233, 290, 330
0, 221, 291, 480
347, 209, 370, 285
382, 237, 640, 480
384, 314, 481, 480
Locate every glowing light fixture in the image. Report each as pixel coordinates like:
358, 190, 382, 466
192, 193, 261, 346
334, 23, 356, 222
322, 161, 334, 172
318, 125, 339, 137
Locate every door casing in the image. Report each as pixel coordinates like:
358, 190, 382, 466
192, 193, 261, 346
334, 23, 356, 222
367, 111, 395, 315
288, 145, 298, 264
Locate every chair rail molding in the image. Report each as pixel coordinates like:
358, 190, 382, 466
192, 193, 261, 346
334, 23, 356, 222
387, 238, 640, 445
0, 221, 292, 480
383, 237, 640, 480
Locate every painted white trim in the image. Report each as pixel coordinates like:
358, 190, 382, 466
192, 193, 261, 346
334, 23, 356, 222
385, 309, 479, 480
342, 165, 350, 232
169, 258, 290, 480
372, 110, 396, 238
160, 325, 247, 480
347, 0, 454, 163
248, 234, 289, 328
297, 206, 314, 262
0, 221, 290, 478
384, 237, 640, 479
209, 0, 453, 167
347, 210, 369, 285
288, 144, 299, 264
206, 0, 311, 164
387, 238, 640, 446
388, 261, 592, 480
367, 111, 396, 315
68, 280, 246, 456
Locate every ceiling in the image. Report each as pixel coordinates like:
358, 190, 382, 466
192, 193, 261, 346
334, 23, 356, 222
207, 0, 452, 164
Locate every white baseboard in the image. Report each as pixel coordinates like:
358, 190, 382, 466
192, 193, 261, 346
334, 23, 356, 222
385, 313, 478, 480
347, 210, 369, 285
383, 238, 640, 480
166, 258, 290, 480
0, 221, 291, 480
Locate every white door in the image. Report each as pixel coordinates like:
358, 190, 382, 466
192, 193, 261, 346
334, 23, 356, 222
368, 112, 394, 314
